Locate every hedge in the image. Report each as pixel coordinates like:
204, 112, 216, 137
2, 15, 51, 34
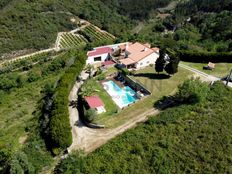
178, 50, 232, 63
49, 51, 86, 150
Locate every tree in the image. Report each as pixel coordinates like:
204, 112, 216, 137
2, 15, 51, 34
155, 49, 166, 74
164, 50, 180, 75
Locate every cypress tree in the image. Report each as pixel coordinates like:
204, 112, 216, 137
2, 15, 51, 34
165, 50, 180, 75
155, 49, 166, 74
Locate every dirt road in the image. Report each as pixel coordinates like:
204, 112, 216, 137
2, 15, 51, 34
67, 72, 159, 153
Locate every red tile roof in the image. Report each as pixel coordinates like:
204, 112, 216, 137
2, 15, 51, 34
84, 96, 104, 108
87, 47, 113, 57
102, 60, 115, 66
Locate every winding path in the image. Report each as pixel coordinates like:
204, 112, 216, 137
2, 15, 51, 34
179, 63, 232, 87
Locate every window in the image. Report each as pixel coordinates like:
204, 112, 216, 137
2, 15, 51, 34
140, 62, 143, 65
94, 56, 101, 62
147, 61, 149, 64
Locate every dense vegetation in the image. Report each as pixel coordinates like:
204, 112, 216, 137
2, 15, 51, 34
1, 0, 232, 173
0, 51, 78, 173
0, 0, 133, 57
179, 51, 232, 63
101, 0, 172, 19
56, 80, 232, 174
49, 51, 85, 152
176, 0, 232, 15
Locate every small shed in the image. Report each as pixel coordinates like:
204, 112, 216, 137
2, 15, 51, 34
84, 96, 106, 114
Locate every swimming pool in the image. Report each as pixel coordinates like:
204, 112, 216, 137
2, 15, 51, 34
102, 80, 137, 108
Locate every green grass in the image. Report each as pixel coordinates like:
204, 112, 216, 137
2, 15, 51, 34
82, 79, 118, 124
91, 67, 193, 128
181, 61, 232, 77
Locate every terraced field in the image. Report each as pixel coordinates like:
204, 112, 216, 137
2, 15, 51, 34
59, 33, 87, 49
81, 25, 115, 42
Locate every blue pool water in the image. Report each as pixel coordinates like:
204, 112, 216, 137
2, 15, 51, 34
102, 80, 137, 108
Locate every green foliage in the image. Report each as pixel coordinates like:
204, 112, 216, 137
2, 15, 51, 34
0, 73, 21, 91
96, 74, 106, 81
10, 151, 34, 174
55, 82, 232, 173
27, 70, 41, 82
55, 151, 85, 174
85, 109, 97, 123
0, 0, 133, 56
176, 0, 232, 15
0, 51, 57, 73
164, 50, 180, 75
176, 78, 209, 104
120, 68, 130, 76
102, 0, 172, 20
154, 23, 165, 32
49, 51, 86, 149
155, 49, 166, 74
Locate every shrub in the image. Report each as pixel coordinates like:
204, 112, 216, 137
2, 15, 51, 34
120, 68, 130, 76
176, 78, 209, 104
96, 74, 105, 81
85, 109, 97, 123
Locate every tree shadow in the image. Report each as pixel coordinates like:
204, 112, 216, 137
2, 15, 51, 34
133, 73, 170, 80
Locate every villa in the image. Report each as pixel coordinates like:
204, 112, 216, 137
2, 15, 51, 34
119, 42, 159, 70
87, 47, 113, 65
84, 96, 106, 114
86, 42, 159, 70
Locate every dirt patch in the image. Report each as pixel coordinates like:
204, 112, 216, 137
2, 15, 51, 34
19, 135, 28, 144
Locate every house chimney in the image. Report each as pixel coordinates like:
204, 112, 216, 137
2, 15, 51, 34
144, 47, 148, 52
126, 43, 129, 50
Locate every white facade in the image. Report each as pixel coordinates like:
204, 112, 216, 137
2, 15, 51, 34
135, 52, 159, 69
86, 53, 109, 64
96, 106, 106, 114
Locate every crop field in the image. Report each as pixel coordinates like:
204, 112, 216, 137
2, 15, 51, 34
81, 25, 115, 42
59, 33, 87, 49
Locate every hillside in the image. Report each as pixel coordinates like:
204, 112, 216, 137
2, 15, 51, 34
0, 0, 133, 58
0, 0, 232, 173
55, 81, 232, 173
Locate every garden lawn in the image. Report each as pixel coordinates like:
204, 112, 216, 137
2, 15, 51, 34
181, 61, 232, 78
81, 79, 118, 124
94, 66, 193, 127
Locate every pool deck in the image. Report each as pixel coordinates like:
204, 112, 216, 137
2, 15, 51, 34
101, 78, 124, 89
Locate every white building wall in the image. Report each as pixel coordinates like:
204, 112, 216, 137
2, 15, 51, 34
135, 53, 159, 69
86, 53, 109, 64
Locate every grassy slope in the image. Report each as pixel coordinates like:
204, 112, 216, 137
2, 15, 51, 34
0, 73, 62, 151
0, 0, 133, 57
181, 61, 232, 77
56, 82, 232, 174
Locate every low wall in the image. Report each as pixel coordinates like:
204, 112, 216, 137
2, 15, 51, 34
121, 74, 152, 95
